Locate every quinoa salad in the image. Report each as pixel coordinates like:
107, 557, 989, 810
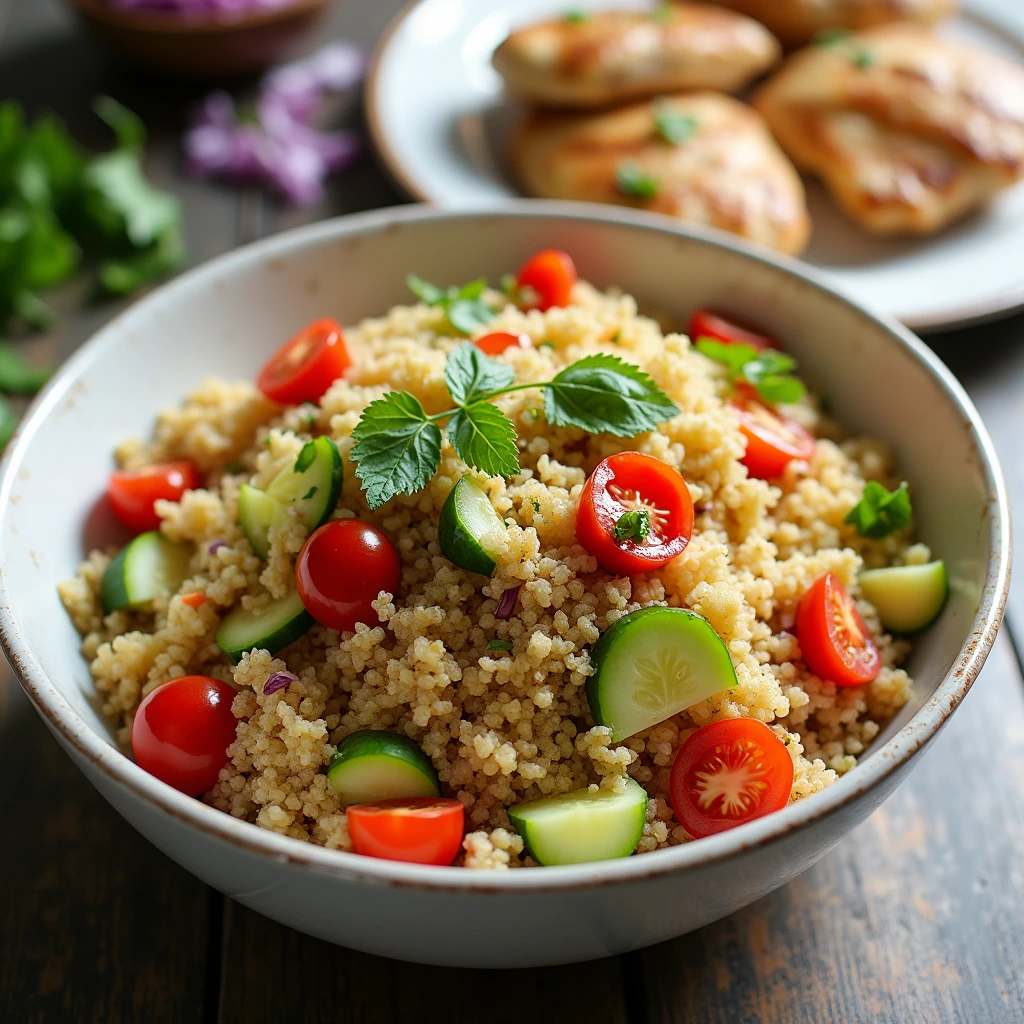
59, 249, 948, 870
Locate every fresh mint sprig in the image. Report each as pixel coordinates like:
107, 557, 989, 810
694, 338, 805, 405
407, 274, 496, 336
351, 344, 678, 508
845, 481, 911, 539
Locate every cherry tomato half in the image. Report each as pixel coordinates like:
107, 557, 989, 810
689, 309, 776, 352
108, 460, 199, 534
347, 797, 465, 865
516, 249, 577, 311
576, 452, 694, 575
296, 519, 401, 633
669, 719, 794, 839
257, 318, 352, 406
131, 675, 237, 796
732, 393, 816, 479
797, 572, 881, 687
475, 331, 532, 356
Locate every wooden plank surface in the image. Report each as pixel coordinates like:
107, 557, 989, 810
2, 1, 1024, 1022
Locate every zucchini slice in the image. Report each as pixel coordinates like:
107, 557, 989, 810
508, 778, 648, 866
438, 475, 505, 576
859, 559, 948, 633
327, 730, 441, 805
216, 589, 313, 663
101, 531, 191, 613
587, 607, 737, 742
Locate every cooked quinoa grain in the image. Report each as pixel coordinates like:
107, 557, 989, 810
60, 281, 915, 867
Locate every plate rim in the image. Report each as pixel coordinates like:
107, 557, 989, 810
364, 0, 1024, 334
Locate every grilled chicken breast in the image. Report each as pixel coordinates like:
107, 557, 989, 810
711, 0, 956, 48
513, 92, 811, 255
492, 5, 780, 108
754, 25, 1024, 234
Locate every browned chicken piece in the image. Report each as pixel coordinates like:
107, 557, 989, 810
710, 0, 956, 48
491, 5, 780, 108
513, 92, 811, 255
754, 25, 1024, 235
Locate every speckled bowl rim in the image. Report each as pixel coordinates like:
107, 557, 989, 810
0, 201, 1010, 893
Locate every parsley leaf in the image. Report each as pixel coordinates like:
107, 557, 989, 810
407, 274, 446, 306
563, 8, 588, 23
446, 401, 520, 478
98, 224, 183, 295
487, 638, 514, 651
844, 481, 911, 539
407, 274, 496, 336
616, 162, 659, 199
613, 509, 651, 544
695, 338, 805, 405
351, 391, 443, 509
0, 342, 52, 394
654, 105, 698, 146
445, 343, 515, 406
544, 354, 678, 436
83, 150, 180, 249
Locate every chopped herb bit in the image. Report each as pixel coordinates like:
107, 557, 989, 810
538, 341, 556, 350
610, 330, 621, 344
651, 2, 673, 23
612, 508, 651, 544
294, 441, 316, 473
813, 28, 851, 47
0, 342, 52, 395
526, 407, 542, 422
852, 48, 876, 69
407, 273, 495, 336
654, 105, 698, 146
223, 460, 243, 474
812, 28, 875, 68
262, 436, 273, 447
302, 486, 318, 500
845, 481, 911, 539
0, 395, 17, 448
563, 8, 588, 23
487, 638, 514, 651
616, 162, 659, 199
695, 338, 805, 406
531, 498, 541, 513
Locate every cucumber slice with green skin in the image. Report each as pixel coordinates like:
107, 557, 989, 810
238, 436, 342, 558
859, 559, 948, 633
216, 589, 314, 663
508, 777, 648, 866
587, 607, 737, 743
238, 484, 290, 559
438, 475, 506, 576
326, 730, 441, 805
101, 531, 191, 613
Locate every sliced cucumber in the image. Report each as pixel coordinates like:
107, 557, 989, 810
587, 607, 737, 742
438, 475, 505, 576
508, 778, 648, 866
326, 730, 441, 805
216, 589, 313, 663
859, 559, 948, 633
101, 531, 191, 613
239, 436, 342, 558
238, 484, 290, 559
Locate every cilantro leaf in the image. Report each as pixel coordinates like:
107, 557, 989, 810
654, 105, 698, 146
446, 401, 520, 478
407, 274, 446, 306
351, 391, 443, 509
544, 354, 678, 436
93, 95, 146, 153
487, 638, 514, 651
613, 509, 651, 544
406, 274, 496, 336
0, 343, 52, 395
445, 343, 515, 406
693, 338, 759, 376
616, 162, 659, 199
98, 225, 183, 295
83, 150, 180, 249
844, 481, 911, 539
695, 338, 805, 405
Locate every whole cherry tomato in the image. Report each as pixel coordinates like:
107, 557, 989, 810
515, 249, 577, 311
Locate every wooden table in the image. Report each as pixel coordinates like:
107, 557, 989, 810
2, 2, 1023, 1020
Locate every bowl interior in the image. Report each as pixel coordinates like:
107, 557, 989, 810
0, 205, 1000, 831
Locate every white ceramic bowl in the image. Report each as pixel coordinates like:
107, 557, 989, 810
0, 204, 1009, 968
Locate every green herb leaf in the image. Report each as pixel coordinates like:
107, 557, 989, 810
97, 225, 183, 295
695, 338, 805, 405
531, 498, 540, 512
844, 481, 911, 539
407, 274, 446, 306
351, 391, 443, 509
445, 343, 516, 406
446, 401, 520, 478
612, 509, 651, 544
616, 162, 659, 199
654, 105, 698, 146
487, 638, 514, 651
302, 486, 318, 500
0, 342, 52, 394
813, 28, 850, 47
852, 48, 876, 69
0, 395, 17, 448
92, 96, 146, 153
447, 298, 494, 335
544, 353, 678, 436
651, 2, 674, 23
407, 274, 495, 336
83, 150, 180, 249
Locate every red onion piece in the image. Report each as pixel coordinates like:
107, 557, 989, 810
495, 585, 522, 620
263, 671, 297, 696
208, 539, 227, 555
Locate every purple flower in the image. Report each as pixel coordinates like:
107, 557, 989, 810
263, 671, 298, 696
110, 0, 294, 13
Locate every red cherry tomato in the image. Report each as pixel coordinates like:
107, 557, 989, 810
257, 318, 351, 405
732, 393, 816, 479
130, 675, 237, 797
475, 331, 531, 356
107, 460, 199, 534
797, 572, 881, 687
576, 452, 694, 575
347, 797, 465, 865
689, 310, 776, 352
296, 519, 401, 633
515, 249, 577, 311
669, 719, 794, 839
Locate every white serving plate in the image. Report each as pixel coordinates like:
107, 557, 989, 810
367, 0, 1024, 332
0, 203, 1008, 966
